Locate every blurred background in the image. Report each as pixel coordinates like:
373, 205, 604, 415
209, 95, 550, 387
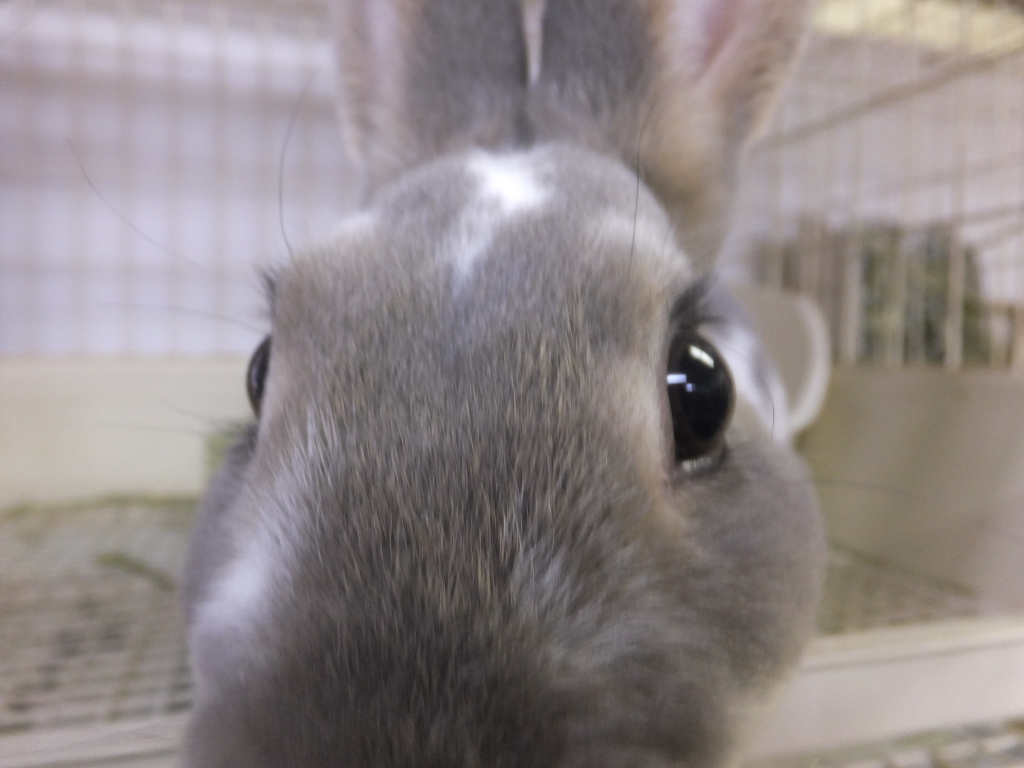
4, 0, 1024, 364
1, 0, 350, 357
2, 0, 1024, 766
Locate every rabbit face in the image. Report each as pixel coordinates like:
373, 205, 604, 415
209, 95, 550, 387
182, 145, 824, 768
182, 0, 825, 765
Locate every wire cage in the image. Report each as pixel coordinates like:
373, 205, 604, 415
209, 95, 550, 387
3, 0, 1024, 765
4, 0, 1024, 361
733, 0, 1024, 370
0, 0, 352, 358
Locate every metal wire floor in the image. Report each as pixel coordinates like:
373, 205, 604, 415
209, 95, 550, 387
0, 499, 193, 734
0, 497, 988, 737
818, 545, 978, 635
754, 721, 1024, 768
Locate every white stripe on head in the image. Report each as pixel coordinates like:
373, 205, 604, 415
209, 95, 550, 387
449, 152, 552, 285
467, 152, 550, 214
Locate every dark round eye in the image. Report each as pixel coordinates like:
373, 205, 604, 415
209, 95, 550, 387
246, 336, 271, 417
666, 332, 734, 462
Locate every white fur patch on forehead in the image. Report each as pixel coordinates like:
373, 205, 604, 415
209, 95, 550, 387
467, 152, 550, 214
449, 152, 551, 284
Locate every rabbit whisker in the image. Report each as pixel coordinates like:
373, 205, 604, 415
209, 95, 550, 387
278, 71, 318, 264
91, 302, 267, 336
707, 335, 779, 439
68, 141, 207, 273
628, 103, 657, 282
809, 476, 920, 502
98, 422, 217, 438
152, 400, 249, 431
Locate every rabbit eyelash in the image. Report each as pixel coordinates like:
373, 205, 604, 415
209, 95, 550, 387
667, 275, 718, 335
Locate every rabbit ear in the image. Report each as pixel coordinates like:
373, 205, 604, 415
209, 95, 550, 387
530, 0, 812, 270
334, 0, 531, 198
334, 0, 810, 265
677, 0, 812, 146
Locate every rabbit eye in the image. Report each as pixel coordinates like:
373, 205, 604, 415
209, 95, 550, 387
246, 336, 271, 417
666, 332, 734, 462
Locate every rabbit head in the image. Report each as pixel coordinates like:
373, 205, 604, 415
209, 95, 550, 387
181, 2, 825, 767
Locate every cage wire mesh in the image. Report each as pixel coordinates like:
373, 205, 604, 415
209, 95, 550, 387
0, 496, 986, 739
1, 0, 1023, 752
3, 0, 1024, 363
0, 0, 353, 356
734, 0, 1024, 370
750, 721, 1024, 768
0, 498, 193, 734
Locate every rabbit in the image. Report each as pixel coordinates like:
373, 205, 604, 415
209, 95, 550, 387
179, 0, 826, 766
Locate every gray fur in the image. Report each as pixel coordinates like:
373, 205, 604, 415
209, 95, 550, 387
334, 0, 532, 196
336, 0, 813, 269
183, 2, 824, 767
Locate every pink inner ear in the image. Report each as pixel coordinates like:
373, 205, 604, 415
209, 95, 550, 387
697, 0, 741, 71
